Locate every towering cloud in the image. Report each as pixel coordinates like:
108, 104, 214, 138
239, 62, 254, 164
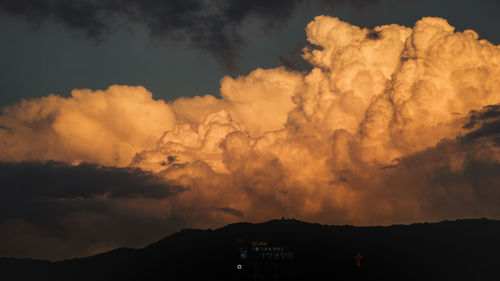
1, 15, 500, 259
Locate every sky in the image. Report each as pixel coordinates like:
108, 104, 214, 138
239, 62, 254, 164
1, 0, 500, 261
1, 0, 499, 106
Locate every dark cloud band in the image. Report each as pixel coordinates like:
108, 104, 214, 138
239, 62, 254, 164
0, 0, 380, 67
0, 161, 184, 221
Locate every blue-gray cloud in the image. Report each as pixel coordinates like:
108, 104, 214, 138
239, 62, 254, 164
0, 0, 382, 68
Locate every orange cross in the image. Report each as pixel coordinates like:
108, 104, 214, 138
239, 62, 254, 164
354, 253, 363, 267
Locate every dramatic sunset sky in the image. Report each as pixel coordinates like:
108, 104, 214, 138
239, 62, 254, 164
1, 0, 500, 261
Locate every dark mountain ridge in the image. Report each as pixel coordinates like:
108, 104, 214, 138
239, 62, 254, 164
1, 218, 499, 280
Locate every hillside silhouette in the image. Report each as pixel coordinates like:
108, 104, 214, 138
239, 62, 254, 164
1, 218, 499, 280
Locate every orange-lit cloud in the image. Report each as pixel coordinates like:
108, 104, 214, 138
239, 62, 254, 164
132, 16, 500, 225
1, 16, 500, 260
0, 85, 175, 166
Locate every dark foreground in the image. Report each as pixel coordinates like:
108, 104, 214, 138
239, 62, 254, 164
1, 218, 499, 280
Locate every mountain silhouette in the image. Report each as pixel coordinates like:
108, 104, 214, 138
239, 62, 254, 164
1, 218, 499, 280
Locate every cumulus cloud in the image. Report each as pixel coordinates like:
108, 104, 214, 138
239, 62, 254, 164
0, 85, 175, 166
132, 16, 500, 225
1, 15, 500, 259
170, 67, 303, 137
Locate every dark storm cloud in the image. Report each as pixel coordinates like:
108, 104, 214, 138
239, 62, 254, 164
387, 106, 500, 219
389, 140, 500, 220
0, 0, 382, 67
0, 0, 113, 38
0, 160, 188, 260
216, 207, 244, 218
0, 161, 184, 199
462, 104, 500, 144
463, 105, 500, 127
0, 0, 300, 67
0, 161, 184, 221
